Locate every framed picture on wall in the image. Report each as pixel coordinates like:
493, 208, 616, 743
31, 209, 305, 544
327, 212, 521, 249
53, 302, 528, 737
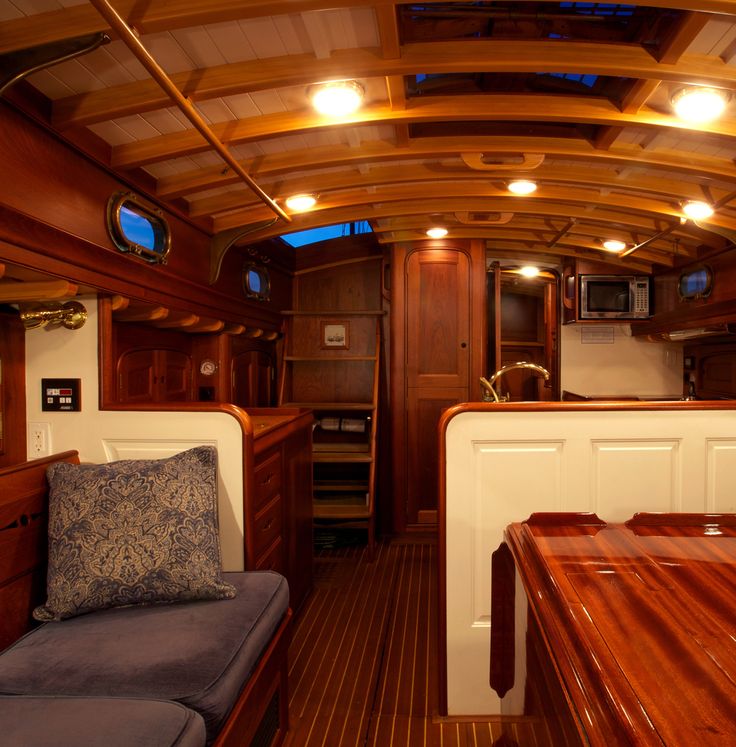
321, 321, 349, 349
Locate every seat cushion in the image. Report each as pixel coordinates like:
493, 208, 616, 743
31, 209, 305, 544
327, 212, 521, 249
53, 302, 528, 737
0, 695, 206, 747
0, 571, 288, 744
35, 446, 236, 622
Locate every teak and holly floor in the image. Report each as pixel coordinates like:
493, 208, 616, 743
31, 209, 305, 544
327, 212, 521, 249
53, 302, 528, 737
284, 539, 533, 747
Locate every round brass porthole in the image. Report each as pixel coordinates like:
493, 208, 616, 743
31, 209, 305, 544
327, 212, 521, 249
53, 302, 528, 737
677, 265, 712, 301
243, 263, 271, 301
107, 191, 171, 264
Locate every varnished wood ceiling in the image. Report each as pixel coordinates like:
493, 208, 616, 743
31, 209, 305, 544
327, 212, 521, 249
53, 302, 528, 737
3, 0, 736, 273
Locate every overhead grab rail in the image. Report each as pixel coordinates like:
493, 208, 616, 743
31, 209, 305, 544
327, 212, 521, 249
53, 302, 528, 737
87, 0, 290, 226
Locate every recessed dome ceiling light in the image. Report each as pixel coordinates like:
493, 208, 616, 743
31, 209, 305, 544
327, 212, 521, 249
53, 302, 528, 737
602, 239, 627, 252
508, 179, 537, 195
672, 87, 729, 123
285, 193, 317, 212
519, 265, 540, 277
682, 200, 714, 221
426, 226, 448, 238
310, 80, 364, 117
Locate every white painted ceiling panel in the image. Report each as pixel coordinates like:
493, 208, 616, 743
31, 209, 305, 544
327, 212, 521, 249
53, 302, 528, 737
139, 108, 188, 135
240, 16, 290, 59
76, 46, 138, 88
249, 90, 289, 115
202, 21, 256, 64
170, 26, 228, 69
26, 68, 75, 97
87, 120, 136, 146
195, 98, 238, 124
272, 14, 312, 55
111, 114, 165, 140
139, 32, 197, 75
220, 93, 262, 120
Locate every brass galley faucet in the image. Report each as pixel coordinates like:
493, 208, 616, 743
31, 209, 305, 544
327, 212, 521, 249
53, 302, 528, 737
480, 361, 551, 402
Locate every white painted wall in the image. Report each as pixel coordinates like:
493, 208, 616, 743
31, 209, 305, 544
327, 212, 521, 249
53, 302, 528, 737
560, 323, 684, 397
444, 405, 736, 716
24, 296, 246, 570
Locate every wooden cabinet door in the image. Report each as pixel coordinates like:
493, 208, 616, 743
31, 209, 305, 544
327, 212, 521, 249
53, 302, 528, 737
232, 350, 275, 407
118, 348, 191, 403
406, 249, 470, 388
118, 349, 157, 403
160, 350, 192, 401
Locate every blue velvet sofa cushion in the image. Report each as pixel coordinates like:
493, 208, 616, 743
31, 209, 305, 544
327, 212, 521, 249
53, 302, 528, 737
0, 695, 206, 747
0, 571, 288, 744
35, 446, 236, 622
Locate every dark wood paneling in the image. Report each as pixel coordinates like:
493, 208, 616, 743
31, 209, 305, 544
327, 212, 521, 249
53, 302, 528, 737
0, 309, 26, 467
294, 256, 382, 311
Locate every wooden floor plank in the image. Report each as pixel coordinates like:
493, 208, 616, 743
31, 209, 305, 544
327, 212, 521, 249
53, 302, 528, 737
285, 540, 508, 747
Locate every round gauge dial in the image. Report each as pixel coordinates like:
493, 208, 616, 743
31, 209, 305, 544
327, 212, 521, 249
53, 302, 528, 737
199, 359, 218, 376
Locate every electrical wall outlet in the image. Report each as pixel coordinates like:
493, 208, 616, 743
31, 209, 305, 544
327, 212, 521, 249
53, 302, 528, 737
28, 422, 52, 458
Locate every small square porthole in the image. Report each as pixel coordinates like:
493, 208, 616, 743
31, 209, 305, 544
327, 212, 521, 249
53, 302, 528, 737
107, 191, 171, 264
243, 263, 271, 301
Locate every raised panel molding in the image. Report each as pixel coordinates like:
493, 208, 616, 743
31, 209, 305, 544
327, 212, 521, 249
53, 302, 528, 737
706, 439, 736, 512
473, 440, 564, 625
444, 407, 736, 717
591, 440, 681, 519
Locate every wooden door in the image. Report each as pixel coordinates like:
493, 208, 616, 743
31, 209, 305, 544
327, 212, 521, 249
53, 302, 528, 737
406, 249, 470, 388
393, 241, 486, 530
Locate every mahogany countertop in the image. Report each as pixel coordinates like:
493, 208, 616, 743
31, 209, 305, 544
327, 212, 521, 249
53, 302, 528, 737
504, 513, 736, 746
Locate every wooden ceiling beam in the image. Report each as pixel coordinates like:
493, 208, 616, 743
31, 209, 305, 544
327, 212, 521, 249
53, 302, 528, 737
185, 160, 729, 220
157, 135, 736, 200
111, 95, 736, 169
49, 40, 736, 129
212, 195, 707, 246
3, 0, 731, 56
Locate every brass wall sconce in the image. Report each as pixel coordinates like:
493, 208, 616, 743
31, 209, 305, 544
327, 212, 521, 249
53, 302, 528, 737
20, 301, 87, 330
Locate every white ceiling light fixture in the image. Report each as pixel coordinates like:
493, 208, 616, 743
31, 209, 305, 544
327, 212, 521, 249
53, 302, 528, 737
285, 193, 317, 212
519, 265, 540, 277
508, 179, 537, 195
602, 239, 627, 252
426, 226, 448, 239
682, 200, 714, 221
310, 80, 365, 117
672, 87, 729, 124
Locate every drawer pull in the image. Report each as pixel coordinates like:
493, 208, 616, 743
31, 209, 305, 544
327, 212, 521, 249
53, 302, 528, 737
262, 518, 274, 531
260, 472, 274, 485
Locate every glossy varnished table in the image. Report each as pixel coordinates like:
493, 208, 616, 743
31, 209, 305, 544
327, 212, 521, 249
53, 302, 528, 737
495, 513, 736, 746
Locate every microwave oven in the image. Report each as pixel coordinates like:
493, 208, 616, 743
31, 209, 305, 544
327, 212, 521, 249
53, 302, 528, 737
579, 275, 651, 319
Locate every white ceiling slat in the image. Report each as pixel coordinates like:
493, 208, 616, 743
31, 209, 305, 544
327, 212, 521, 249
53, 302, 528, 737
87, 120, 136, 146
221, 92, 262, 120
102, 40, 149, 81
26, 68, 75, 98
300, 10, 333, 60
339, 8, 380, 49
170, 25, 227, 69
239, 16, 289, 59
139, 31, 196, 75
139, 108, 188, 135
112, 113, 166, 140
688, 18, 736, 55
77, 46, 138, 88
203, 21, 257, 64
43, 57, 106, 94
194, 97, 237, 124
230, 142, 269, 160
272, 14, 312, 56
249, 89, 288, 115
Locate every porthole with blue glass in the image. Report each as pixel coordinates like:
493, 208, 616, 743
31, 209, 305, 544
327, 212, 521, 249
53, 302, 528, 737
243, 263, 271, 301
677, 266, 712, 301
107, 191, 171, 264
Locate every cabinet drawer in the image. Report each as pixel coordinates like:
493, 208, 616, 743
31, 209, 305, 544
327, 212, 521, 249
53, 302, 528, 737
253, 494, 282, 558
253, 450, 282, 513
255, 537, 284, 574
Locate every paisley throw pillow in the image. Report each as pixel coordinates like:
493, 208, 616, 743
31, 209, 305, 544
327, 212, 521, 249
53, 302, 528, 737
34, 446, 236, 621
